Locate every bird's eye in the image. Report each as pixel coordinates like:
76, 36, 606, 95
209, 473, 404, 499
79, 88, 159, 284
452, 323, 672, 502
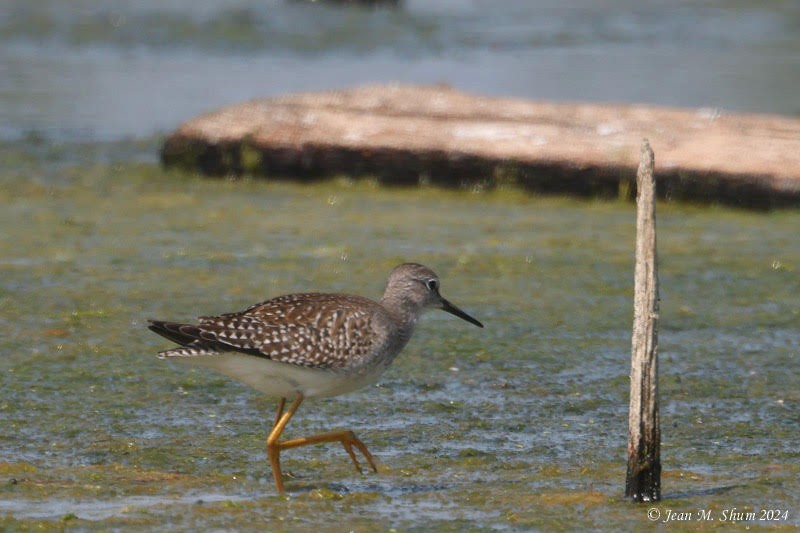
425, 279, 439, 291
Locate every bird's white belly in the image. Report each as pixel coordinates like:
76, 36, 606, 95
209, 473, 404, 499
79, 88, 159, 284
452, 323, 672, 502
172, 353, 389, 399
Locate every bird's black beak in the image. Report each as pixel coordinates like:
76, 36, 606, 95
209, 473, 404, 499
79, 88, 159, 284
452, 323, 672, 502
441, 297, 484, 328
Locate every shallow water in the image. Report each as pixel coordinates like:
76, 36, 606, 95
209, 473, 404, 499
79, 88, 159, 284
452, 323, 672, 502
0, 140, 798, 530
2, 0, 800, 142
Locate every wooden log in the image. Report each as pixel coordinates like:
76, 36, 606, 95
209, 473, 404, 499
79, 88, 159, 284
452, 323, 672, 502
161, 84, 800, 208
625, 140, 661, 502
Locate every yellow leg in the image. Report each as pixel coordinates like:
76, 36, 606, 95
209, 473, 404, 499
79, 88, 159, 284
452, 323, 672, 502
266, 394, 303, 493
273, 397, 286, 428
265, 393, 378, 493
280, 430, 378, 474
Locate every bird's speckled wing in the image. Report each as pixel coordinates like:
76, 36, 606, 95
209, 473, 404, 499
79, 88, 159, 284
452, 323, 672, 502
151, 293, 386, 370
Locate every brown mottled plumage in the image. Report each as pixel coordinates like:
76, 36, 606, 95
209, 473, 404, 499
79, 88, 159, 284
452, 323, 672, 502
151, 294, 383, 369
148, 262, 483, 492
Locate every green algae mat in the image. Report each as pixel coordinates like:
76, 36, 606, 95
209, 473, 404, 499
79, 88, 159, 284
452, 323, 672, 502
1, 141, 798, 531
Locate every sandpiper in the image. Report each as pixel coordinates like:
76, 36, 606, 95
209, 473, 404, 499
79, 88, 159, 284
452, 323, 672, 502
149, 262, 483, 492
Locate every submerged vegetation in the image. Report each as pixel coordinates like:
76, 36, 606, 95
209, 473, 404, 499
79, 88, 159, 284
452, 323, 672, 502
1, 139, 798, 530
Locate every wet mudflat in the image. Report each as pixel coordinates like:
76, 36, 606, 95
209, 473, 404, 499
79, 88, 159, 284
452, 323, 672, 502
0, 140, 798, 530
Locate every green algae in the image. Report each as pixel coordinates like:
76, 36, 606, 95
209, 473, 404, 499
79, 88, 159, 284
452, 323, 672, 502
0, 140, 799, 530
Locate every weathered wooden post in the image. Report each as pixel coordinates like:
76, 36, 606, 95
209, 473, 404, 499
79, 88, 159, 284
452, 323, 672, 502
625, 139, 661, 502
